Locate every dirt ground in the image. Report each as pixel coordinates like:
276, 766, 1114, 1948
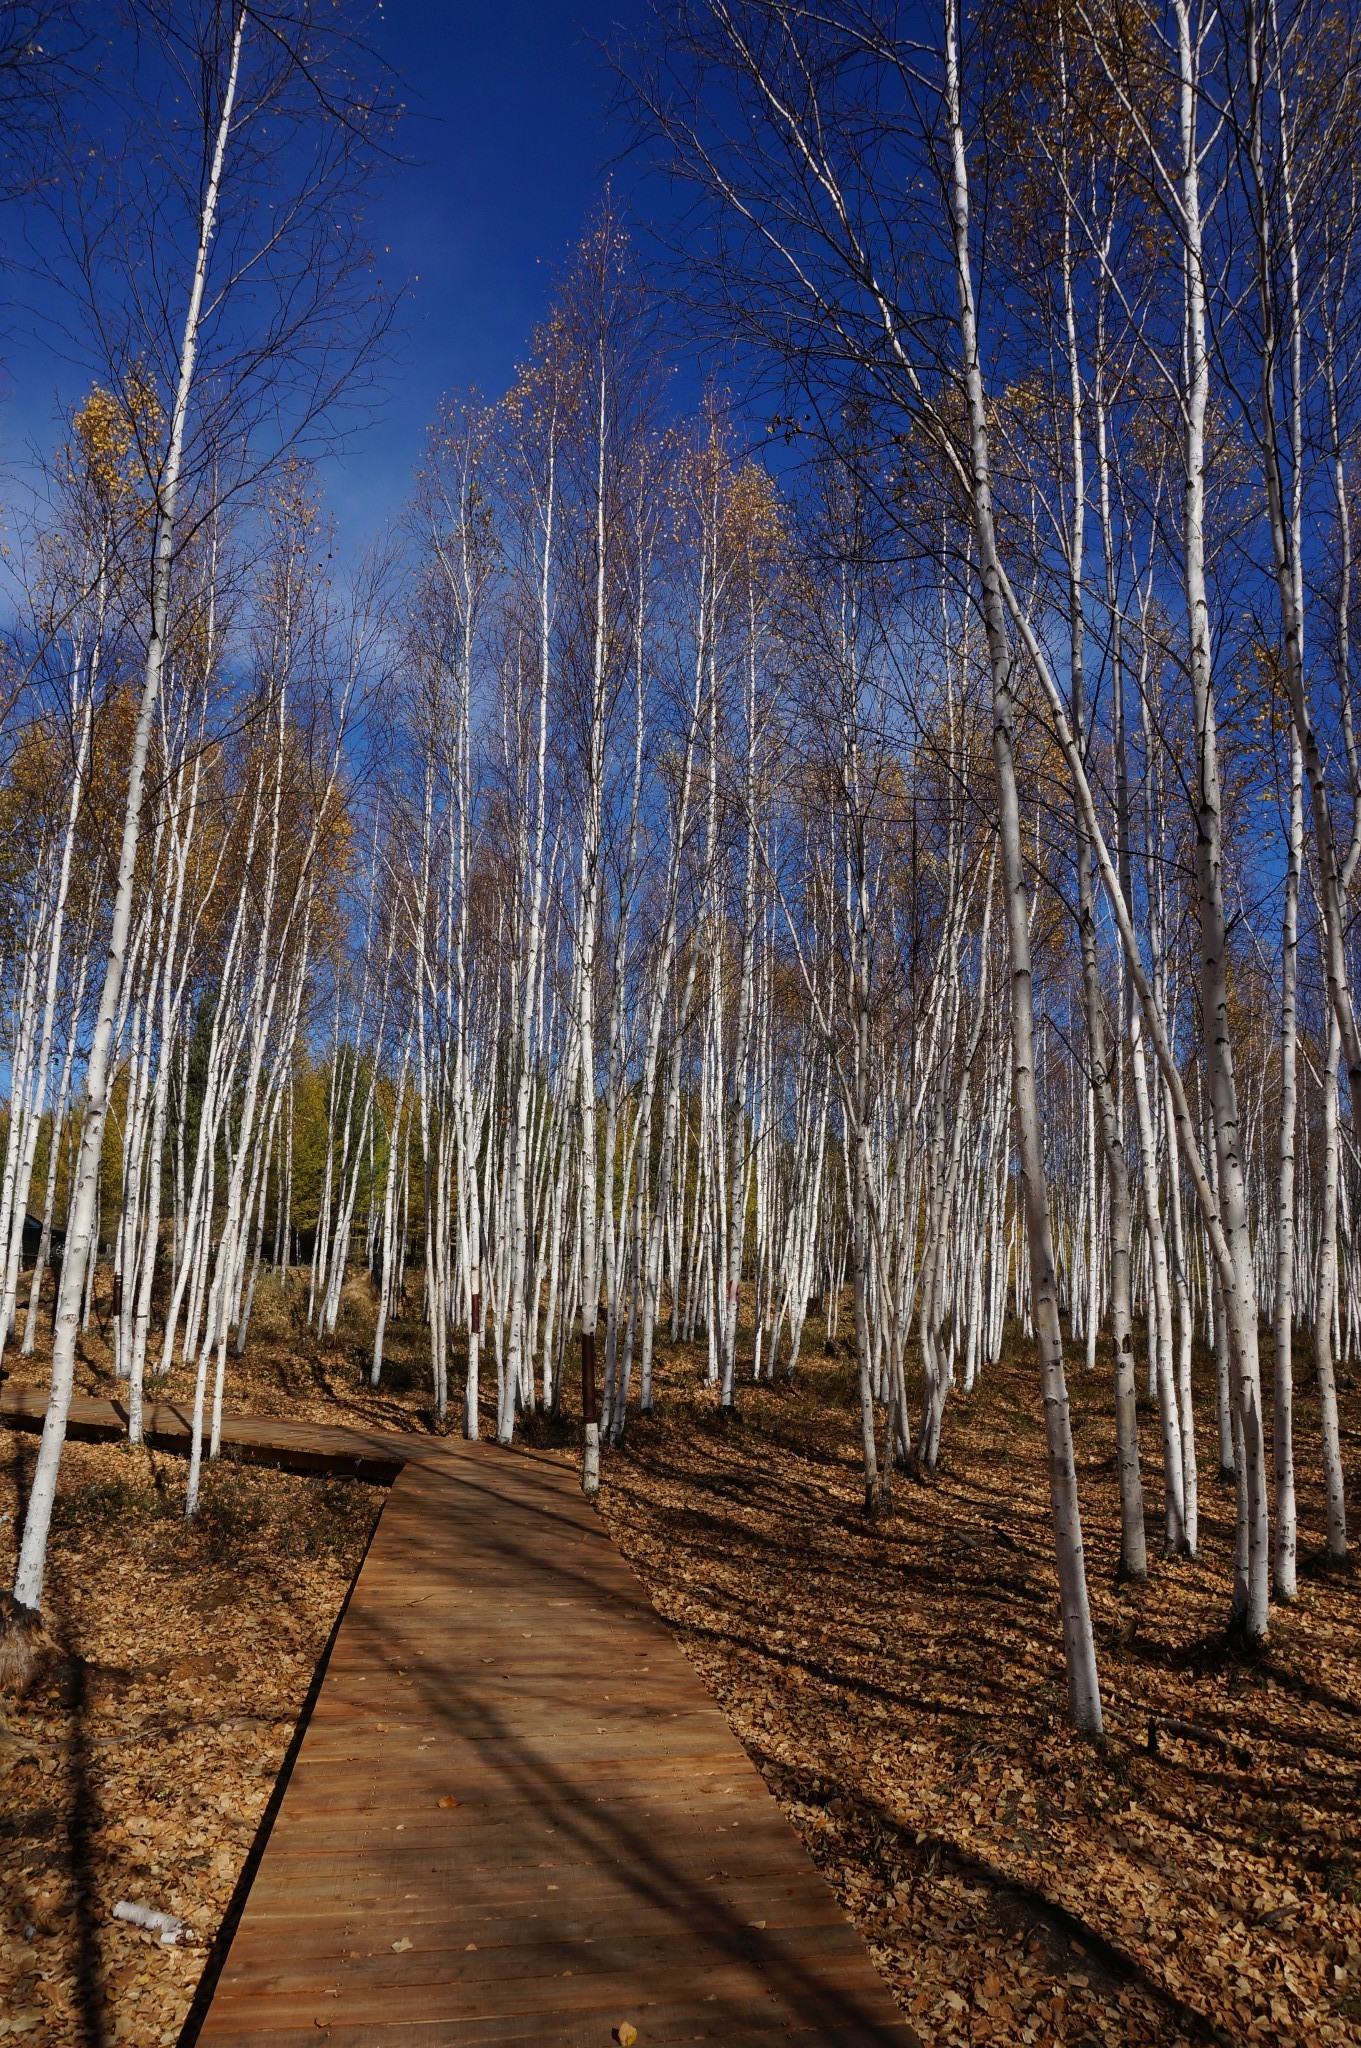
595, 1346, 1361, 2048
0, 1428, 380, 2046
3, 1272, 1360, 2046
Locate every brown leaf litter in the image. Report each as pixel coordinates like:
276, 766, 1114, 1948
4, 1275, 1360, 2045
0, 1427, 379, 2047
594, 1337, 1361, 2048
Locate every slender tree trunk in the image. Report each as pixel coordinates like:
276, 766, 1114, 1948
1315, 1010, 1348, 1562
1273, 732, 1302, 1598
15, 8, 247, 1610
945, 0, 1101, 1733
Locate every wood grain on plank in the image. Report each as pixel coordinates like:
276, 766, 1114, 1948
2, 1390, 907, 2043
192, 1440, 908, 2043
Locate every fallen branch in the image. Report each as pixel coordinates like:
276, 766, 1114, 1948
87, 1712, 295, 1752
1147, 1716, 1253, 1769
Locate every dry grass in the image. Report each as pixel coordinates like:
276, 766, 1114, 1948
4, 1269, 438, 1439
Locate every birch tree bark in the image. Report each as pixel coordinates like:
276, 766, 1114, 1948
944, 0, 1103, 1731
15, 6, 248, 1609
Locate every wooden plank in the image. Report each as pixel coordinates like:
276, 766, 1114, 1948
0, 1385, 418, 1480
187, 1435, 908, 2043
200, 2010, 901, 2048
3, 1389, 908, 2042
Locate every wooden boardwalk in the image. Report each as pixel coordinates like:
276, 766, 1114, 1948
4, 1388, 909, 2045
0, 1384, 421, 1482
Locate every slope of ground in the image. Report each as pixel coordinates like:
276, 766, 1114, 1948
593, 1344, 1361, 2048
0, 1433, 380, 2046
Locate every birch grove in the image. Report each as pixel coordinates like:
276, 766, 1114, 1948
2, 0, 1360, 1736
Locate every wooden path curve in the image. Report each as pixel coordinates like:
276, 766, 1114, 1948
3, 1386, 909, 2046
0, 1384, 421, 1481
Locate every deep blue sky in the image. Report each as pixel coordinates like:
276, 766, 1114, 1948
331, 0, 652, 543
0, 2, 659, 555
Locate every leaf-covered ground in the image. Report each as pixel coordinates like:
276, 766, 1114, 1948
0, 1433, 380, 2046
3, 1270, 444, 1438
5, 1276, 1361, 2044
593, 1340, 1361, 2048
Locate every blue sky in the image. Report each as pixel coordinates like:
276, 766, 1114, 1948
0, 2, 657, 554
329, 0, 652, 542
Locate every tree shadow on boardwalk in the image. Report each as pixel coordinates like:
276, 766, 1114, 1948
175, 1488, 389, 2048
185, 1440, 909, 2044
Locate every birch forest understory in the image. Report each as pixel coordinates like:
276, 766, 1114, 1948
2, 1, 1361, 2043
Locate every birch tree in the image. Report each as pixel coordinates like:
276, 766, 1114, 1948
13, 0, 395, 1611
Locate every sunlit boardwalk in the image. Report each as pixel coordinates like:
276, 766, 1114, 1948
6, 1395, 910, 2046
186, 1440, 909, 2045
0, 1384, 421, 1481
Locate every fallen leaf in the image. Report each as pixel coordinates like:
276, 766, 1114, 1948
0, 1435, 379, 2048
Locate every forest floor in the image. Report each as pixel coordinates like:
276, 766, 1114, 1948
2, 1273, 1360, 2046
0, 1421, 380, 2045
